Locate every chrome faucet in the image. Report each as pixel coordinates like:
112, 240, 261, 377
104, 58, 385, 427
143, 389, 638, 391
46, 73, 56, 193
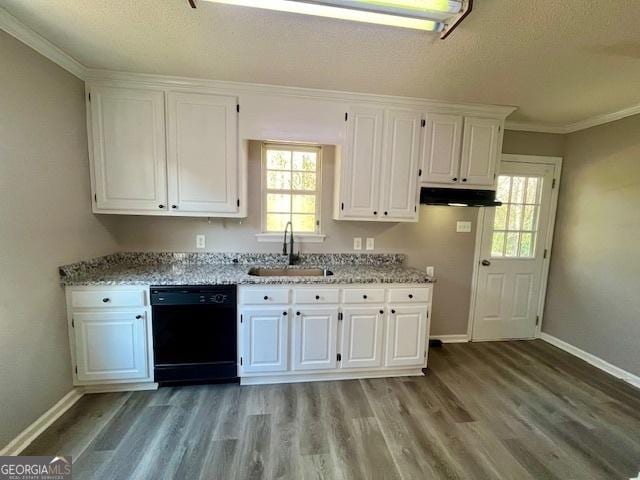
282, 221, 299, 266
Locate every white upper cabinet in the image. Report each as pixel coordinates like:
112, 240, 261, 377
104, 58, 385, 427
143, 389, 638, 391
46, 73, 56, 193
380, 109, 421, 221
338, 105, 384, 219
421, 114, 503, 189
167, 92, 238, 214
421, 113, 463, 185
90, 86, 167, 212
460, 116, 502, 186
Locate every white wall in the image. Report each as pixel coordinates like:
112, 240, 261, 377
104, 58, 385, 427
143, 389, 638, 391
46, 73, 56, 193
0, 31, 119, 448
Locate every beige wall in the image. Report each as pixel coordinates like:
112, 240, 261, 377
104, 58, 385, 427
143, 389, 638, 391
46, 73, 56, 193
0, 31, 119, 448
542, 115, 640, 376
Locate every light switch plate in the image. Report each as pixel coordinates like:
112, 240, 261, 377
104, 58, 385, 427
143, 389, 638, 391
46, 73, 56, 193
196, 234, 206, 249
353, 237, 362, 250
456, 221, 472, 233
366, 238, 375, 250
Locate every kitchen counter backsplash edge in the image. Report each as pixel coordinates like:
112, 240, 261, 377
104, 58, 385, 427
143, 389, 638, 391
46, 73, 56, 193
59, 252, 408, 278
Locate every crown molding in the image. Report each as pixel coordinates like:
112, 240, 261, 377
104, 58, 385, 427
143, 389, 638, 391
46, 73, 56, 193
0, 7, 86, 79
504, 121, 569, 134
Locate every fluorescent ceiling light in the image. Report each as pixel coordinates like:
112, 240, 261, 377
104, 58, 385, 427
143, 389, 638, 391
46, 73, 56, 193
202, 0, 465, 31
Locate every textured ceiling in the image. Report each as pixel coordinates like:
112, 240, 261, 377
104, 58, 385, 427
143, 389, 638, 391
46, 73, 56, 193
2, 0, 640, 125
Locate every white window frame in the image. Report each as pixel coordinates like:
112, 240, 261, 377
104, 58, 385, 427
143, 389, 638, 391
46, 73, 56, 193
256, 143, 326, 243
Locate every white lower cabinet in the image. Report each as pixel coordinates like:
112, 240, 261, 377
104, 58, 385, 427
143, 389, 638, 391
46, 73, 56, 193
340, 306, 385, 368
66, 286, 154, 387
241, 308, 289, 373
74, 310, 149, 382
292, 307, 339, 371
239, 285, 432, 384
385, 306, 429, 367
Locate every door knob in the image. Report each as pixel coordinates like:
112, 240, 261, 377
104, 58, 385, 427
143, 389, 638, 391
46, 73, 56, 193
481, 259, 491, 266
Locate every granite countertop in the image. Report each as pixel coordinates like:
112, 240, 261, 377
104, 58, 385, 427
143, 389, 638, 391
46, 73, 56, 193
59, 252, 435, 286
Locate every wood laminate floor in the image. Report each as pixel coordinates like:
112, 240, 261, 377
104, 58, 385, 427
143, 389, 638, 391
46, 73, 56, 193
24, 340, 640, 479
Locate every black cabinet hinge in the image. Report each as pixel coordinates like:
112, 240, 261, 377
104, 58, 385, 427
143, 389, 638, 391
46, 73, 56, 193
94, 193, 97, 202
543, 249, 548, 259
337, 353, 342, 362
236, 104, 240, 113
237, 198, 240, 207
71, 318, 74, 328
240, 357, 243, 366
75, 365, 78, 374
338, 312, 343, 321
240, 314, 243, 323
421, 119, 426, 127
536, 316, 540, 326
414, 205, 417, 212
341, 202, 344, 211
418, 168, 422, 176
88, 92, 91, 102
552, 178, 556, 189
344, 112, 348, 121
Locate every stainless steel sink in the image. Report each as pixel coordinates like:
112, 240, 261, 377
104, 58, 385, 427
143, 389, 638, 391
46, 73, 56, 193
248, 267, 334, 277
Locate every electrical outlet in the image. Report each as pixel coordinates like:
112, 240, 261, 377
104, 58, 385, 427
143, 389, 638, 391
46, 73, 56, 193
456, 221, 472, 233
353, 237, 362, 251
426, 266, 435, 277
196, 234, 206, 249
366, 238, 375, 250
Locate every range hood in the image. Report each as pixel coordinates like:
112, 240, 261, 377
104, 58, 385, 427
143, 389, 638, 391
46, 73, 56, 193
420, 187, 502, 207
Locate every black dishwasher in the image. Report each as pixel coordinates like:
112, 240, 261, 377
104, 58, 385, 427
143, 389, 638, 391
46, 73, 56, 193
150, 285, 237, 385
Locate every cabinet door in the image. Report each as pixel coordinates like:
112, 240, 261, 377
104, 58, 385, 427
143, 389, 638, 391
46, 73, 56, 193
460, 117, 501, 186
74, 311, 149, 382
292, 307, 338, 371
421, 113, 463, 185
167, 92, 239, 214
385, 306, 428, 367
380, 109, 421, 221
339, 106, 384, 219
90, 86, 167, 211
341, 307, 384, 369
241, 308, 288, 373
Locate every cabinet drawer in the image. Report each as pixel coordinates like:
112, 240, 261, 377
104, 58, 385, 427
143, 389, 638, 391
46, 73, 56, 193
343, 288, 385, 304
294, 288, 340, 304
71, 289, 146, 309
241, 288, 290, 305
387, 287, 430, 303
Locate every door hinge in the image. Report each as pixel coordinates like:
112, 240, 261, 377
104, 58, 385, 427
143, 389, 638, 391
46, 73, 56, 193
240, 357, 243, 366
71, 318, 74, 328
341, 202, 344, 211
338, 312, 343, 321
236, 104, 240, 113
337, 353, 342, 362
543, 249, 548, 259
237, 198, 240, 207
344, 112, 348, 121
536, 315, 540, 326
421, 119, 426, 127
552, 178, 556, 189
240, 314, 243, 323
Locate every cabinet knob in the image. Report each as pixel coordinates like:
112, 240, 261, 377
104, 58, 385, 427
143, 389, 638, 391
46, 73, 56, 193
296, 311, 301, 316
408, 294, 413, 299
363, 294, 368, 299
158, 204, 165, 209
379, 310, 384, 314
462, 178, 467, 182
102, 298, 110, 303
135, 315, 143, 319
373, 211, 378, 215
263, 296, 269, 300
283, 311, 287, 316
391, 309, 396, 314
452, 178, 458, 182
384, 211, 388, 216
171, 204, 178, 209
315, 295, 320, 300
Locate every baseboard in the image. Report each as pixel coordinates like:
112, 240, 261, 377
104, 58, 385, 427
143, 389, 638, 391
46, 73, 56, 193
0, 389, 84, 456
81, 382, 158, 394
430, 334, 469, 343
540, 333, 640, 390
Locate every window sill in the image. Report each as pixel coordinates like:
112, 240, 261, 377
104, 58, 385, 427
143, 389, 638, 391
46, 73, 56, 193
256, 233, 326, 243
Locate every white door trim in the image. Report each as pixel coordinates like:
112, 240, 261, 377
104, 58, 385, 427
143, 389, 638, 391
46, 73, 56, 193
466, 154, 563, 340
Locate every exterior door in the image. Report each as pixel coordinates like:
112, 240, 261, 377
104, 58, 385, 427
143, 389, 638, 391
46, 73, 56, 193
340, 106, 384, 219
460, 117, 501, 186
421, 113, 463, 185
241, 308, 288, 373
472, 159, 558, 340
381, 109, 421, 220
292, 307, 338, 371
385, 306, 428, 367
167, 92, 238, 214
90, 86, 167, 211
74, 311, 149, 382
341, 307, 385, 368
